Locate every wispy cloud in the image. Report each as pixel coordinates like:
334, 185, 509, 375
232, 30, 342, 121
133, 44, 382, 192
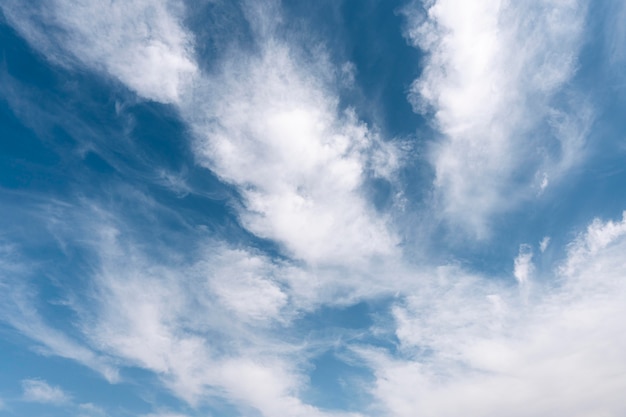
141, 413, 190, 417
186, 42, 400, 265
1, 0, 196, 103
2, 0, 400, 267
360, 212, 626, 416
2, 1, 625, 417
403, 0, 591, 236
513, 244, 534, 285
0, 244, 119, 383
78, 403, 108, 417
182, 1, 401, 266
22, 379, 70, 405
21, 380, 111, 415
51, 207, 363, 415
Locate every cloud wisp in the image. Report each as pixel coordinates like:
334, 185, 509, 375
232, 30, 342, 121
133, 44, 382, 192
360, 212, 626, 417
22, 379, 70, 405
1, 1, 626, 417
186, 42, 400, 265
1, 0, 197, 103
403, 0, 591, 236
1, 0, 400, 267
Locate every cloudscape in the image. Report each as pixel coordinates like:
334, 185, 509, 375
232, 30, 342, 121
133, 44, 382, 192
1, 1, 626, 416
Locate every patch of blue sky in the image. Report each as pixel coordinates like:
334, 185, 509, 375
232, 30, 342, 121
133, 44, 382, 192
283, 0, 425, 136
304, 349, 375, 412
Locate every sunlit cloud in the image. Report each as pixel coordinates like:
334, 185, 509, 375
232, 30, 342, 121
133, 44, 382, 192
360, 212, 626, 417
403, 0, 591, 236
0, 0, 625, 416
1, 0, 196, 103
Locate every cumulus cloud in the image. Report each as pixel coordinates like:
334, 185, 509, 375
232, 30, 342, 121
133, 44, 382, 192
360, 212, 626, 417
22, 379, 70, 405
403, 0, 590, 236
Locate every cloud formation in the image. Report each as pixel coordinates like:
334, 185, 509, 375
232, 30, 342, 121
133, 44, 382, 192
1, 0, 197, 103
361, 212, 626, 417
186, 42, 399, 265
1, 0, 400, 267
1, 1, 625, 417
403, 0, 590, 236
22, 379, 70, 405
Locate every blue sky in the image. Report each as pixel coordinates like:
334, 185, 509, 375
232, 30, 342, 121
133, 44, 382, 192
1, 0, 626, 416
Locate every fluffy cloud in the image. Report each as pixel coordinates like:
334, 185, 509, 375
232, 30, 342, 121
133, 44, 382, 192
403, 0, 590, 236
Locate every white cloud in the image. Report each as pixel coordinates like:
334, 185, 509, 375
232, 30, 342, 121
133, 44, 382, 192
0, 247, 119, 383
560, 211, 626, 277
66, 219, 362, 416
403, 0, 590, 236
22, 379, 70, 405
539, 236, 551, 252
78, 403, 108, 417
203, 249, 288, 322
7, 2, 624, 417
513, 244, 534, 285
185, 41, 399, 265
360, 212, 626, 417
604, 0, 626, 72
2, 0, 400, 267
0, 0, 197, 103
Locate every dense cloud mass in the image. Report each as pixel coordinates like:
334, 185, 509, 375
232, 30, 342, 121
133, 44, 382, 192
1, 1, 626, 416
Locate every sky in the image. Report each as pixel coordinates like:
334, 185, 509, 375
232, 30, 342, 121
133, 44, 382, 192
1, 0, 626, 416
